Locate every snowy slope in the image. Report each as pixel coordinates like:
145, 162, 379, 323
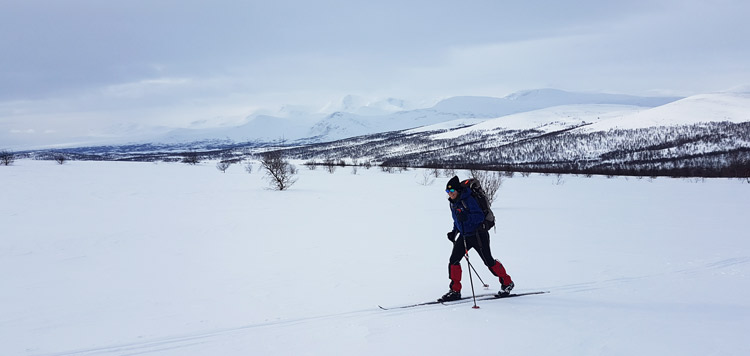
578, 91, 750, 132
431, 88, 678, 117
404, 90, 749, 143
425, 104, 645, 140
2, 160, 749, 355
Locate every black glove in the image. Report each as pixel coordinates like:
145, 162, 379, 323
447, 230, 457, 242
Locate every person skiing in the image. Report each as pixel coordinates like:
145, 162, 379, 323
438, 175, 514, 302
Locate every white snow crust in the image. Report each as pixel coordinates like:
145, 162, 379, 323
2, 160, 749, 355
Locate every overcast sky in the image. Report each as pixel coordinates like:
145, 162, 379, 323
2, 0, 749, 148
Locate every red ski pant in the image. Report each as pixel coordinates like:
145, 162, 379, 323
448, 229, 512, 292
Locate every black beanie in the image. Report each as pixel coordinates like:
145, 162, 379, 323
446, 176, 460, 191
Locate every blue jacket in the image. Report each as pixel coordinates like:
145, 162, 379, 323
449, 188, 485, 236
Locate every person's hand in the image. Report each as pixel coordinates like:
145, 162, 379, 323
447, 231, 457, 242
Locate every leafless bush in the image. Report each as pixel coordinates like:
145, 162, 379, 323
304, 160, 318, 170
1, 150, 14, 166
216, 161, 231, 173
553, 173, 565, 185
322, 158, 337, 174
55, 154, 67, 165
417, 170, 435, 186
244, 162, 254, 174
182, 151, 200, 165
381, 165, 395, 173
469, 169, 502, 205
259, 151, 298, 191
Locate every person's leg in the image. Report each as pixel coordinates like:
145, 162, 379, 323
447, 235, 465, 292
476, 229, 513, 287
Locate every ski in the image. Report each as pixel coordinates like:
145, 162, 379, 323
378, 291, 548, 310
378, 293, 497, 310
442, 291, 549, 306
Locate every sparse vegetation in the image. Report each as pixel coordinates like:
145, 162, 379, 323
322, 158, 337, 174
469, 170, 502, 204
1, 150, 14, 166
216, 161, 231, 173
182, 151, 200, 165
259, 151, 298, 191
55, 154, 67, 165
417, 170, 435, 186
12, 120, 750, 179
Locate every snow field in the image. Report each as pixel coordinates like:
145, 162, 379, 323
1, 160, 749, 355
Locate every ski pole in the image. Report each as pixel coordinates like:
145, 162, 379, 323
466, 256, 490, 288
460, 233, 480, 309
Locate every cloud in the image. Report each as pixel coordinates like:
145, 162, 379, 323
1, 0, 749, 148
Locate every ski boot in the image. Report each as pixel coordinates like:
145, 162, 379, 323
497, 282, 515, 297
437, 290, 461, 302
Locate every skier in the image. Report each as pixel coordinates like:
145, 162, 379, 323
438, 176, 514, 302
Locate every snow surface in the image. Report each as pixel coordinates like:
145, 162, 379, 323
2, 161, 749, 355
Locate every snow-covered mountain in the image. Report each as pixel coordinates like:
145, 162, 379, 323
404, 89, 750, 141
159, 114, 321, 144
578, 90, 750, 132
150, 89, 682, 144
328, 95, 412, 115
431, 88, 678, 117
303, 89, 680, 142
275, 89, 750, 178
422, 104, 644, 140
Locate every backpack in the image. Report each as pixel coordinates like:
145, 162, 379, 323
461, 178, 495, 229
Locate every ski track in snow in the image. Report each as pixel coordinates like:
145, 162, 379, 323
32, 251, 749, 356
548, 255, 750, 293
33, 308, 379, 356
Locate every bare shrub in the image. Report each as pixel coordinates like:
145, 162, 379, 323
216, 161, 231, 173
0, 150, 14, 166
259, 151, 298, 191
322, 158, 337, 174
553, 173, 565, 185
417, 170, 435, 186
381, 165, 395, 173
469, 169, 502, 205
182, 151, 200, 165
55, 154, 67, 165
